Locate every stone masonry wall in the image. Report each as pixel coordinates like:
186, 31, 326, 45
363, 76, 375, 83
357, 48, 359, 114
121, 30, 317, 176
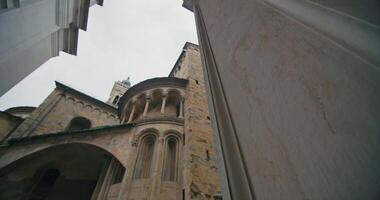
10, 88, 118, 139
174, 44, 222, 199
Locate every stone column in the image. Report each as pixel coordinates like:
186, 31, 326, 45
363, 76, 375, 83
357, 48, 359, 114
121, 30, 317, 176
149, 136, 165, 200
160, 96, 167, 114
127, 104, 136, 123
91, 157, 118, 200
178, 99, 184, 118
143, 98, 151, 117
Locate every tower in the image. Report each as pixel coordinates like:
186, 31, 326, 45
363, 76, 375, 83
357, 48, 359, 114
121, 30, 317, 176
107, 78, 131, 106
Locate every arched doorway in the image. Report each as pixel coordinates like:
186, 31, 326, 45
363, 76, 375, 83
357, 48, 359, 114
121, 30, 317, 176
0, 143, 125, 200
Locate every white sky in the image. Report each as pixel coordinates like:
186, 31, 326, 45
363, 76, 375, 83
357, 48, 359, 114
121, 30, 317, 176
0, 0, 197, 111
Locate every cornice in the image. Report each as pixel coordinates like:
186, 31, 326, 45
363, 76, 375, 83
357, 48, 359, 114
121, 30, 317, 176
55, 81, 117, 113
132, 116, 184, 126
182, 0, 198, 12
6, 123, 133, 146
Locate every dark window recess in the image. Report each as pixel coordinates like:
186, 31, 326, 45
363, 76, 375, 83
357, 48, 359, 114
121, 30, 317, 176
29, 169, 60, 200
113, 95, 120, 104
133, 135, 156, 179
182, 189, 185, 200
112, 164, 126, 184
66, 117, 91, 131
163, 138, 178, 181
176, 102, 181, 117
195, 80, 199, 84
206, 150, 210, 161
207, 116, 210, 120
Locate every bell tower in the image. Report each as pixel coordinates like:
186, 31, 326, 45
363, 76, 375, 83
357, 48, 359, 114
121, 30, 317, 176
107, 77, 131, 106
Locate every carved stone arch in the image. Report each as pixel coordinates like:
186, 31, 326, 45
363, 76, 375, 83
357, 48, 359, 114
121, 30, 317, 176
133, 132, 158, 179
93, 108, 101, 115
0, 142, 126, 200
163, 130, 183, 142
136, 128, 160, 141
167, 89, 183, 117
134, 92, 149, 118
150, 88, 165, 114
76, 100, 84, 108
162, 133, 181, 182
65, 116, 92, 131
66, 96, 76, 103
0, 142, 125, 170
101, 111, 108, 117
84, 104, 93, 111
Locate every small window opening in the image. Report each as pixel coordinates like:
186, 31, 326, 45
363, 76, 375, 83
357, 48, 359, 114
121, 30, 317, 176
176, 102, 181, 117
112, 164, 125, 184
66, 117, 91, 131
206, 150, 210, 161
133, 135, 156, 179
195, 80, 199, 84
163, 138, 178, 181
113, 95, 120, 104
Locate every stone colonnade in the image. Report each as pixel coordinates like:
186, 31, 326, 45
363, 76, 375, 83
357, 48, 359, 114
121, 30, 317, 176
121, 88, 185, 124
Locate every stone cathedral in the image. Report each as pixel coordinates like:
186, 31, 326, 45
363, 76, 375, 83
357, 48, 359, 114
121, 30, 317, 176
0, 43, 222, 200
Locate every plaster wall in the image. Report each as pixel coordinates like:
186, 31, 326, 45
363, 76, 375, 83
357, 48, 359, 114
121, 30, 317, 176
196, 0, 380, 199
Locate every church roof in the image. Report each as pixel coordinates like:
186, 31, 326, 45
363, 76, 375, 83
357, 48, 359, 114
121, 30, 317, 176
55, 81, 117, 113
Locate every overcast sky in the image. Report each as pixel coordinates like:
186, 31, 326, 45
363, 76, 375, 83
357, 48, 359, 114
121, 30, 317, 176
0, 0, 197, 111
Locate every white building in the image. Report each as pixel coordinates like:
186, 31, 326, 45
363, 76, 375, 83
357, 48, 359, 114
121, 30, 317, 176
0, 0, 104, 96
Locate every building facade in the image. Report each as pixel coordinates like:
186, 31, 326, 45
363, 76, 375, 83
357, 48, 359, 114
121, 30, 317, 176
0, 0, 105, 96
0, 43, 221, 200
184, 0, 380, 199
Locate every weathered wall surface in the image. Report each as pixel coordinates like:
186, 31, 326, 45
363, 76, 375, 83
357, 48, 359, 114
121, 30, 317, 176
173, 44, 222, 199
0, 126, 133, 200
196, 0, 380, 199
0, 126, 133, 170
10, 88, 118, 139
0, 112, 22, 142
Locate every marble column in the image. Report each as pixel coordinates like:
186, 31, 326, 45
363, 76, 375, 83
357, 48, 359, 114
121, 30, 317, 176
160, 96, 167, 114
128, 104, 136, 123
178, 99, 184, 118
143, 98, 151, 117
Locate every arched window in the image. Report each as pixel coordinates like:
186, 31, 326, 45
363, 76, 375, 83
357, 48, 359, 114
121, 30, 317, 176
29, 169, 60, 200
133, 135, 156, 179
162, 137, 178, 181
66, 117, 91, 131
113, 95, 120, 104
